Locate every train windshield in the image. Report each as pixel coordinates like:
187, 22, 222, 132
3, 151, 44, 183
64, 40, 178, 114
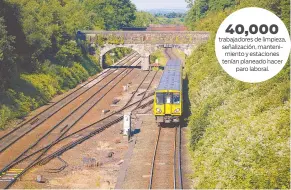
165, 93, 172, 104
173, 93, 180, 104
156, 93, 164, 104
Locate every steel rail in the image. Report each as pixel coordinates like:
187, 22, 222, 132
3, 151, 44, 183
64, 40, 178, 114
0, 52, 137, 142
0, 55, 141, 154
0, 58, 141, 175
149, 124, 183, 190
39, 70, 158, 166
148, 126, 161, 189
174, 126, 177, 189
0, 94, 155, 179
178, 125, 183, 189
1, 64, 157, 189
2, 76, 157, 189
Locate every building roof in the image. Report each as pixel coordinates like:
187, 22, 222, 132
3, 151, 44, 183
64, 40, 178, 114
121, 27, 147, 31
156, 59, 182, 91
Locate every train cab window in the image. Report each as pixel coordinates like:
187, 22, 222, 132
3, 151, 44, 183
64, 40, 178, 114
156, 93, 164, 104
165, 93, 172, 104
173, 93, 180, 104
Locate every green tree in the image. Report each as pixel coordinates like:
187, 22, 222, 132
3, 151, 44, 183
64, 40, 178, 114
0, 0, 139, 132
56, 41, 82, 66
0, 17, 16, 91
131, 11, 159, 27
185, 0, 236, 29
84, 0, 136, 30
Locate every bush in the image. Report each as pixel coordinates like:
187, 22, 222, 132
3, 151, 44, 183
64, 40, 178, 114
56, 41, 82, 66
70, 63, 90, 83
185, 32, 290, 190
0, 105, 12, 129
0, 56, 100, 130
20, 73, 61, 102
104, 48, 132, 66
185, 0, 290, 187
79, 55, 101, 76
5, 89, 39, 118
56, 67, 78, 90
150, 49, 168, 66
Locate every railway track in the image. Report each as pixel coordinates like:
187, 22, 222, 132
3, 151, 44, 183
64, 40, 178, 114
0, 56, 141, 170
148, 48, 183, 189
0, 52, 136, 140
149, 125, 183, 189
0, 55, 140, 156
0, 65, 158, 189
38, 70, 158, 166
174, 125, 183, 189
164, 48, 178, 60
0, 52, 140, 153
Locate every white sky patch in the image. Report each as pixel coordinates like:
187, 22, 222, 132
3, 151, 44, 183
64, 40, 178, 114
131, 0, 187, 10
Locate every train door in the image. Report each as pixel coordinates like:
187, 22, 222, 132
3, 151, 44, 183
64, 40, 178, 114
164, 93, 172, 114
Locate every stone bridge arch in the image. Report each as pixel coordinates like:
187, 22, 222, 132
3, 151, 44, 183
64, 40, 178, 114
100, 44, 145, 57
100, 44, 196, 70
100, 44, 156, 70
79, 31, 210, 70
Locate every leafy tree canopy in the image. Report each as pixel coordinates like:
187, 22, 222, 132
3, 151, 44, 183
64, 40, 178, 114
84, 0, 137, 30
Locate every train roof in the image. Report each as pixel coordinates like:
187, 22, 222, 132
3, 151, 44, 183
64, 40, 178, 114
166, 59, 182, 67
156, 59, 182, 91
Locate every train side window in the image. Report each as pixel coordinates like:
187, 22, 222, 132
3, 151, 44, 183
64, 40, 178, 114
156, 93, 164, 104
165, 93, 172, 104
173, 93, 180, 104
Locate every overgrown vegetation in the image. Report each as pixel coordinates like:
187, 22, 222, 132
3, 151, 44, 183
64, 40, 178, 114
150, 49, 168, 66
95, 34, 125, 46
172, 49, 186, 63
185, 0, 290, 188
0, 0, 137, 129
104, 48, 132, 66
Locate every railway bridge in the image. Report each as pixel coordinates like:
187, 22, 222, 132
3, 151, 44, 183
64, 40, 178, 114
78, 30, 210, 70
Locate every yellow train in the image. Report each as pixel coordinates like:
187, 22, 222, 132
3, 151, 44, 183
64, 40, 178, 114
153, 59, 183, 123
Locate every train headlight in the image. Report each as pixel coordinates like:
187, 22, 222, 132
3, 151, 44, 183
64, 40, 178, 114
174, 108, 180, 113
156, 108, 162, 113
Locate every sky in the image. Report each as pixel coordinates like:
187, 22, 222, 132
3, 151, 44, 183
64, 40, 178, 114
131, 0, 188, 10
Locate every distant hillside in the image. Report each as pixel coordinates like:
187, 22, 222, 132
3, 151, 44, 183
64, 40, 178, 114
142, 8, 188, 14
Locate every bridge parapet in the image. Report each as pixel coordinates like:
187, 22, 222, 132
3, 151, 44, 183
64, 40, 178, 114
78, 30, 210, 70
80, 31, 210, 45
